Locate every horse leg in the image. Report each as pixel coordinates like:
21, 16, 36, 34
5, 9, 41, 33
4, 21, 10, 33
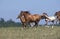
34, 22, 36, 27
45, 20, 48, 25
22, 22, 26, 28
56, 19, 58, 24
29, 22, 34, 27
59, 19, 60, 24
52, 20, 54, 25
35, 22, 38, 27
29, 22, 31, 27
36, 19, 40, 26
56, 20, 57, 24
59, 22, 60, 24
52, 20, 54, 28
45, 20, 50, 28
34, 21, 39, 27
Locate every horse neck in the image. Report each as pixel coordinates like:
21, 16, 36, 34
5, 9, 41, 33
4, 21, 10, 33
45, 15, 49, 18
24, 14, 30, 17
23, 14, 30, 20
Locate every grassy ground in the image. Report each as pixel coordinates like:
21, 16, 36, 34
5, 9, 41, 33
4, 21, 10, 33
0, 26, 60, 39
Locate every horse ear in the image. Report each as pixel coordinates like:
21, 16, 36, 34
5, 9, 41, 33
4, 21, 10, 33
55, 12, 57, 15
56, 12, 57, 13
19, 11, 23, 16
21, 11, 23, 13
58, 11, 60, 12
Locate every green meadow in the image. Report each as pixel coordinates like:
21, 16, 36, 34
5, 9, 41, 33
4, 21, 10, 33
0, 26, 60, 39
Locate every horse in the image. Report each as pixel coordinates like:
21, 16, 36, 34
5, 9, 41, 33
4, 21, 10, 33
42, 13, 57, 28
17, 11, 28, 28
20, 11, 42, 27
54, 11, 60, 24
43, 13, 57, 25
17, 11, 47, 28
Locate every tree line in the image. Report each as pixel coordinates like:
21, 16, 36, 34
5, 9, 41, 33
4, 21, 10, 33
0, 18, 22, 27
0, 18, 60, 27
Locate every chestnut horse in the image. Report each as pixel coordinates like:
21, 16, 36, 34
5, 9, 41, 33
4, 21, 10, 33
17, 11, 46, 28
54, 11, 60, 24
17, 11, 29, 28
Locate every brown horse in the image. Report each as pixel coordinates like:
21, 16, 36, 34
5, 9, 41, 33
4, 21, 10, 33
17, 11, 46, 28
55, 11, 60, 24
17, 11, 28, 28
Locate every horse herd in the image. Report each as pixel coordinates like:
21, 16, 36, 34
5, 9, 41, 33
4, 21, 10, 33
17, 11, 60, 28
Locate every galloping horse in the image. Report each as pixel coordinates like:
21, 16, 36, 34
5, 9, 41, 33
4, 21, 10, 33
17, 11, 46, 28
54, 11, 60, 24
20, 11, 42, 27
17, 11, 28, 28
43, 13, 56, 25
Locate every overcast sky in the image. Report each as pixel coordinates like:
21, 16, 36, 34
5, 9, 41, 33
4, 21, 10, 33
0, 0, 60, 24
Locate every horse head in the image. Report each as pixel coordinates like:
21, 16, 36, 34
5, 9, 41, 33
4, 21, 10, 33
55, 11, 60, 16
20, 11, 30, 17
41, 13, 48, 19
43, 12, 48, 16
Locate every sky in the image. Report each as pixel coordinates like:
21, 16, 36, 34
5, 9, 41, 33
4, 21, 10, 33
0, 0, 60, 24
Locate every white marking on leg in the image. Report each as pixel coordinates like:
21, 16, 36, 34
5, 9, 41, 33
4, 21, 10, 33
52, 26, 53, 28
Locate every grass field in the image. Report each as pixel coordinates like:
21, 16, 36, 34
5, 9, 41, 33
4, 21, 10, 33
0, 26, 60, 39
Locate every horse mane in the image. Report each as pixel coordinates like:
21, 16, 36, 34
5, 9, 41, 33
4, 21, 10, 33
43, 12, 48, 16
58, 11, 60, 12
22, 11, 31, 14
55, 11, 60, 16
43, 12, 47, 14
20, 11, 30, 13
55, 12, 58, 16
24, 11, 29, 13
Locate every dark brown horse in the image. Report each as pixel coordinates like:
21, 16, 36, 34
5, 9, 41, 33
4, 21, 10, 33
17, 11, 46, 28
55, 11, 60, 24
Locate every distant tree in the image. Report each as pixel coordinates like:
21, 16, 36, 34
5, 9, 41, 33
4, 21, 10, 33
0, 18, 5, 23
6, 19, 22, 27
0, 18, 5, 27
0, 18, 22, 27
6, 19, 15, 26
7, 19, 15, 23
